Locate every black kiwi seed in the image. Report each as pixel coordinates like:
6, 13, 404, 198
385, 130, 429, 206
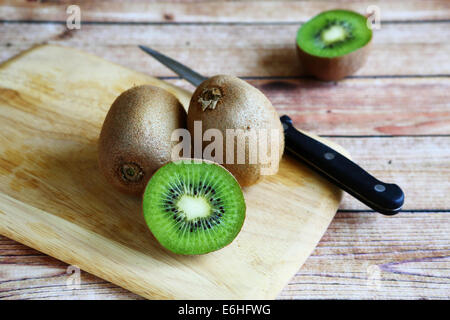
160, 180, 230, 233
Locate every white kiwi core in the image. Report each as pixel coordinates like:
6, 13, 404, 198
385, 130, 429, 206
177, 195, 211, 220
321, 25, 347, 44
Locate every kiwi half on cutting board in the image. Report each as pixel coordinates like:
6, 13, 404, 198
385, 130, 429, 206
296, 9, 372, 81
143, 159, 246, 255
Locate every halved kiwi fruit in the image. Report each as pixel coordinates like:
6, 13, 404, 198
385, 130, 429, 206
296, 9, 372, 81
143, 159, 246, 255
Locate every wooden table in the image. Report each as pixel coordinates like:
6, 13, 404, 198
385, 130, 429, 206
0, 0, 449, 300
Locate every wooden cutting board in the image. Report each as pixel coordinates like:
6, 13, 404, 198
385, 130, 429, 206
0, 45, 348, 299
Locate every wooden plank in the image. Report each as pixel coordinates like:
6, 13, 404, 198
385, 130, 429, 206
1, 0, 449, 22
279, 211, 450, 299
163, 78, 450, 136
332, 137, 450, 211
144, 78, 450, 136
3, 210, 449, 299
218, 78, 450, 136
1, 23, 449, 77
0, 234, 140, 299
1, 24, 448, 136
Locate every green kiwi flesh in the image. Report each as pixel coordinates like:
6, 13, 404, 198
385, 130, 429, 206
296, 10, 372, 80
143, 160, 246, 255
297, 10, 371, 58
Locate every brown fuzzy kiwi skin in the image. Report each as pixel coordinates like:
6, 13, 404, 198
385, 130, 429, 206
187, 75, 284, 187
296, 39, 371, 81
98, 85, 187, 195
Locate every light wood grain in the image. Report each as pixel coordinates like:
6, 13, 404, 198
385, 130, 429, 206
1, 128, 448, 299
280, 210, 450, 299
1, 0, 449, 300
160, 78, 450, 136
0, 44, 350, 299
1, 0, 449, 22
0, 234, 141, 299
3, 210, 449, 299
1, 22, 449, 77
335, 136, 450, 211
1, 23, 449, 138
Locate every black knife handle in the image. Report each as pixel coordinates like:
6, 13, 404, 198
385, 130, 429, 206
280, 115, 404, 215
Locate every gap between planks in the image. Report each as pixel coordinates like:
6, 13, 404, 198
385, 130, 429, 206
1, 210, 448, 300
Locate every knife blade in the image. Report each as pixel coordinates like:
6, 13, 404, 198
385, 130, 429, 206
138, 45, 206, 87
138, 45, 404, 215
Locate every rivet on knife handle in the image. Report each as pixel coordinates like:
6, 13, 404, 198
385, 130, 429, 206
280, 115, 405, 215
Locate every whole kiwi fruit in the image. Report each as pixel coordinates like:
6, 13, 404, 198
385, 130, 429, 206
98, 85, 186, 195
296, 9, 372, 81
187, 75, 284, 187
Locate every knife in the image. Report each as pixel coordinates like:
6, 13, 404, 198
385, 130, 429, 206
138, 45, 404, 215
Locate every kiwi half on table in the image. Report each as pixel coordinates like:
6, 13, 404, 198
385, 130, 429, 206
296, 9, 372, 81
143, 159, 246, 255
